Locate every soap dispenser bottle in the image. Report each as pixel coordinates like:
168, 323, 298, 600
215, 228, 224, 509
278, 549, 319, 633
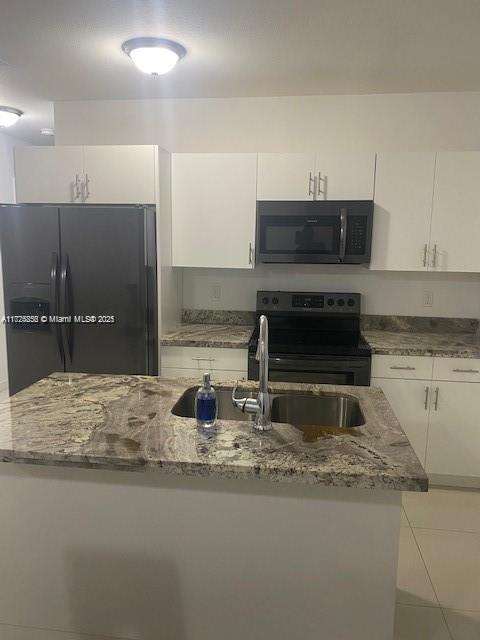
195, 372, 217, 429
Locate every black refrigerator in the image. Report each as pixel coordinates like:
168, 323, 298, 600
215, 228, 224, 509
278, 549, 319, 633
0, 205, 157, 395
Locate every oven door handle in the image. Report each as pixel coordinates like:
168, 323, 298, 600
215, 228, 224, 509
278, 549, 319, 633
263, 356, 369, 372
339, 207, 347, 262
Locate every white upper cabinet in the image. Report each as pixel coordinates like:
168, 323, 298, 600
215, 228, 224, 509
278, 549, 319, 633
171, 153, 257, 269
430, 152, 480, 272
82, 146, 156, 204
370, 153, 436, 271
15, 146, 84, 204
15, 145, 156, 204
314, 152, 375, 200
256, 152, 375, 201
257, 153, 316, 200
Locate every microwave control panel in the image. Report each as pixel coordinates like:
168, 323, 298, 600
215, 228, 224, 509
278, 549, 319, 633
345, 216, 368, 255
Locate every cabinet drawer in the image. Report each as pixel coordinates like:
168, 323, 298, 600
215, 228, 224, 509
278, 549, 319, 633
162, 347, 248, 372
372, 355, 433, 380
162, 367, 247, 381
433, 357, 480, 382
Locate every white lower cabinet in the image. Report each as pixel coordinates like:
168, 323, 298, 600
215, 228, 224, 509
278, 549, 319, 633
426, 381, 480, 478
372, 377, 430, 465
161, 347, 248, 380
373, 355, 480, 484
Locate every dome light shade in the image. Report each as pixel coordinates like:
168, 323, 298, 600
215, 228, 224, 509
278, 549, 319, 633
122, 37, 186, 75
0, 106, 23, 127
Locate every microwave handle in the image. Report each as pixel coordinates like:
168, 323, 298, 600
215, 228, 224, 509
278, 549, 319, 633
339, 208, 347, 261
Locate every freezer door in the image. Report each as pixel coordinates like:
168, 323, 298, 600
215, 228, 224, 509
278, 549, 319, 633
59, 206, 154, 375
0, 205, 64, 394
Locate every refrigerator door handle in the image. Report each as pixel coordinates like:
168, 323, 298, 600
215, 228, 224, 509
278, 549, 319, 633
50, 252, 64, 361
59, 254, 74, 364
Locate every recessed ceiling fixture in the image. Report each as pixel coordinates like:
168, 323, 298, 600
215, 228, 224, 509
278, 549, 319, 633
0, 106, 23, 128
121, 37, 186, 75
40, 128, 55, 136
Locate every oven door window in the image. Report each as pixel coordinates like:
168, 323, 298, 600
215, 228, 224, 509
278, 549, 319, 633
260, 215, 340, 255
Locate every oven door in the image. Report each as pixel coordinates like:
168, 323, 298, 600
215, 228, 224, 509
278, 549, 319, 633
248, 355, 371, 386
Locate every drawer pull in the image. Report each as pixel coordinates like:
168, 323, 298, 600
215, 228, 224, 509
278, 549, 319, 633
452, 368, 479, 374
191, 357, 216, 361
389, 366, 416, 370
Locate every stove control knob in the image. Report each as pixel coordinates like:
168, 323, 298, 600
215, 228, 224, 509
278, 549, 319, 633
337, 298, 345, 307
272, 296, 279, 305
347, 298, 356, 307
262, 296, 269, 305
327, 298, 335, 306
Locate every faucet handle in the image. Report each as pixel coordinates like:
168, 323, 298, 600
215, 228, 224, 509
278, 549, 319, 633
232, 382, 247, 412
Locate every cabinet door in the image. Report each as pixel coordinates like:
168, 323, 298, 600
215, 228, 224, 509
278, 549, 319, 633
426, 381, 480, 477
172, 153, 257, 268
372, 378, 430, 465
83, 145, 156, 204
314, 152, 375, 200
14, 146, 84, 203
257, 153, 316, 200
430, 152, 480, 272
370, 153, 435, 271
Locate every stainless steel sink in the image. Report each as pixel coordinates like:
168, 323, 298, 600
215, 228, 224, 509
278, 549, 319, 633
172, 387, 365, 439
271, 394, 364, 428
171, 387, 256, 422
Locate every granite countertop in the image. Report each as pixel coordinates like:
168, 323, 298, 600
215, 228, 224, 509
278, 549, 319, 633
161, 323, 480, 358
364, 330, 480, 358
0, 373, 427, 492
160, 323, 254, 348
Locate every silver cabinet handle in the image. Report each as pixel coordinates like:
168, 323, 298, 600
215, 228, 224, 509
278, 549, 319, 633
423, 243, 428, 267
389, 366, 416, 370
317, 172, 327, 198
308, 172, 315, 196
74, 174, 81, 200
452, 368, 479, 374
432, 243, 437, 268
248, 242, 254, 265
433, 386, 439, 410
83, 173, 90, 200
424, 386, 430, 410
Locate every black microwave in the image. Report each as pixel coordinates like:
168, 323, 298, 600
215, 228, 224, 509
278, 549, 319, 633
256, 200, 374, 264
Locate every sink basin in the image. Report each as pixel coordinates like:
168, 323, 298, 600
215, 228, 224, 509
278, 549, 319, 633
271, 394, 364, 427
171, 387, 256, 422
172, 387, 365, 438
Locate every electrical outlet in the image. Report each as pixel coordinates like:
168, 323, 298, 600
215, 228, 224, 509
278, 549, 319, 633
212, 284, 221, 301
423, 290, 434, 307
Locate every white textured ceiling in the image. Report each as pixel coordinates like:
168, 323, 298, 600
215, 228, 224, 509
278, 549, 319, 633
2, 0, 480, 143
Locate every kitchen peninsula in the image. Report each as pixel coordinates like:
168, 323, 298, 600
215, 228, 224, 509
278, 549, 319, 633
0, 373, 426, 640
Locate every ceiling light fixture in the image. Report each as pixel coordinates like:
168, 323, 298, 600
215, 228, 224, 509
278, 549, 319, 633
121, 37, 186, 75
0, 106, 23, 128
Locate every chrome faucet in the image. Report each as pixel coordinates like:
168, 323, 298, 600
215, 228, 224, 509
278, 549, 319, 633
232, 314, 272, 431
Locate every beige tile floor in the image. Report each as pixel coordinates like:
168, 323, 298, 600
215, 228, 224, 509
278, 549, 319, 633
395, 487, 480, 640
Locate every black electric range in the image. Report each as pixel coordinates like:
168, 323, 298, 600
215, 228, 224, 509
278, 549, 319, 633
248, 291, 371, 386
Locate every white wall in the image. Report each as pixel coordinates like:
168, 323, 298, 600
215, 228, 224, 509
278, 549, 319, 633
183, 266, 480, 318
55, 92, 480, 319
55, 92, 480, 151
0, 130, 19, 392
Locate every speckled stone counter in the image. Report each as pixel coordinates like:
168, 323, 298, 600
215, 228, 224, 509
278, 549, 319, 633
162, 322, 480, 358
0, 373, 426, 491
161, 323, 253, 348
364, 330, 480, 358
